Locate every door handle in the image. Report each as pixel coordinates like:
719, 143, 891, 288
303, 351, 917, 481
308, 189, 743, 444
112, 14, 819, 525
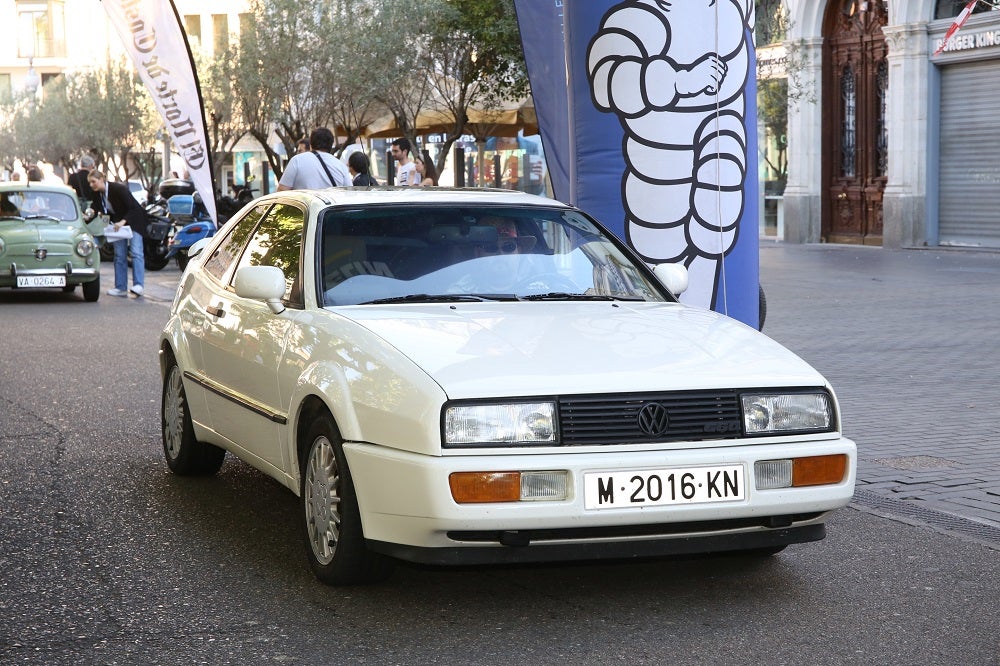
206, 305, 225, 317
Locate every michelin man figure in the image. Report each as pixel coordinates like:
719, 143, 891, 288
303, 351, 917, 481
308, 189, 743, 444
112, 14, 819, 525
587, 0, 754, 309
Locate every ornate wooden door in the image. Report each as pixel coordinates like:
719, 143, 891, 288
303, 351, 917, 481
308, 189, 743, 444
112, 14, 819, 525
823, 0, 888, 245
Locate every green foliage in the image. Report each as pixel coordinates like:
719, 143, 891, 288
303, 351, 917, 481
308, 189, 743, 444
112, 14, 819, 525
758, 78, 788, 182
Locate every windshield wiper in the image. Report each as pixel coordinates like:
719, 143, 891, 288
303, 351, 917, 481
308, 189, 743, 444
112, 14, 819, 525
521, 292, 645, 301
23, 214, 63, 222
0, 215, 26, 221
361, 293, 519, 305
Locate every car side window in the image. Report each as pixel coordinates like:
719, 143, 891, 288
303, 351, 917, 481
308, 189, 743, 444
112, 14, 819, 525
232, 202, 305, 305
203, 204, 268, 281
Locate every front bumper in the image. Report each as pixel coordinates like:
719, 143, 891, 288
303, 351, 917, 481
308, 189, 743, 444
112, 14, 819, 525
3, 263, 99, 287
344, 437, 857, 565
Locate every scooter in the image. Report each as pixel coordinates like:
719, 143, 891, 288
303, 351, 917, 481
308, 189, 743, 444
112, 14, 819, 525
165, 192, 216, 270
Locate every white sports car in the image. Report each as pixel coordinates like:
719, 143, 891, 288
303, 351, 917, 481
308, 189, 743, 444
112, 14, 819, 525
159, 188, 856, 585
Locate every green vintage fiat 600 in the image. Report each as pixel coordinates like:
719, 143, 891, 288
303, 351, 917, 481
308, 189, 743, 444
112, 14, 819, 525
0, 181, 102, 301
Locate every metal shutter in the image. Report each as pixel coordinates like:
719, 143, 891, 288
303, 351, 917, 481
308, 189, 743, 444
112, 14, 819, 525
939, 60, 1000, 248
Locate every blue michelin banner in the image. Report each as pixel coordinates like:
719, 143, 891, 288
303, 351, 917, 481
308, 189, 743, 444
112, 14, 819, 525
514, 0, 760, 328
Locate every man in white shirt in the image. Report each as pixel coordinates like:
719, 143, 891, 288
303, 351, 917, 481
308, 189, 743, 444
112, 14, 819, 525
278, 127, 352, 190
390, 138, 418, 186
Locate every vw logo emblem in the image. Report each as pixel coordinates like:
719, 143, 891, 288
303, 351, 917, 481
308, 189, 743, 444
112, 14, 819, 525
637, 402, 670, 436
34, 248, 47, 261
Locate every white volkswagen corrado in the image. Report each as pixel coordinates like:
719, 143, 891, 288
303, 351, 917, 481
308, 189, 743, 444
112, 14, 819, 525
159, 188, 856, 585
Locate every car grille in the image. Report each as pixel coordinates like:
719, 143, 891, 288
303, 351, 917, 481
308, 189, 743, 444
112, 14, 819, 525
558, 390, 743, 445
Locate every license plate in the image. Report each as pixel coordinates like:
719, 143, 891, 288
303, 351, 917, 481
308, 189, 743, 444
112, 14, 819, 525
584, 465, 745, 510
16, 275, 66, 288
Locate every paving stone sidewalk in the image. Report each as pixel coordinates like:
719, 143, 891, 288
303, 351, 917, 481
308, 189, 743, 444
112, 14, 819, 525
758, 242, 1000, 540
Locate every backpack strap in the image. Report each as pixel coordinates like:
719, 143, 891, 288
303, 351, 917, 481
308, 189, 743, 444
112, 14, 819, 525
312, 151, 339, 187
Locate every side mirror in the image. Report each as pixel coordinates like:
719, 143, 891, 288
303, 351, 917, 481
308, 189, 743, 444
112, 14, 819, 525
188, 237, 211, 260
652, 263, 689, 297
235, 265, 286, 314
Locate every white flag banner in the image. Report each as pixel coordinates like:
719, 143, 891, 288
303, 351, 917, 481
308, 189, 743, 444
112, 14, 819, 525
102, 0, 217, 222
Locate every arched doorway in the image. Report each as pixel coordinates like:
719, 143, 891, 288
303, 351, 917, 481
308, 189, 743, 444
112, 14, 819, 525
822, 0, 888, 245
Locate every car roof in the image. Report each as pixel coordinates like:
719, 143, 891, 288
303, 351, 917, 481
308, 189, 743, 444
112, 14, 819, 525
265, 187, 571, 210
0, 181, 77, 195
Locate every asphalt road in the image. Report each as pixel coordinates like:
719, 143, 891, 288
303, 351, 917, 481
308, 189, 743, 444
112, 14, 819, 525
0, 261, 998, 665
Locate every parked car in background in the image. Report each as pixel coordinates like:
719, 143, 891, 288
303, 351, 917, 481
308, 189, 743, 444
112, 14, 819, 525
159, 188, 856, 585
0, 182, 101, 301
127, 179, 148, 206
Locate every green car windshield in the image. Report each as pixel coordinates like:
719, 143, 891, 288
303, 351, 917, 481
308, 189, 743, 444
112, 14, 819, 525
0, 190, 79, 221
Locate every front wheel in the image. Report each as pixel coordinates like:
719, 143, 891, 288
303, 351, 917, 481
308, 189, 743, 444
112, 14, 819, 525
161, 360, 225, 475
82, 277, 100, 302
301, 416, 394, 585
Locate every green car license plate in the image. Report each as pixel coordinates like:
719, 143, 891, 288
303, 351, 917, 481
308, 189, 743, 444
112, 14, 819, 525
17, 275, 66, 288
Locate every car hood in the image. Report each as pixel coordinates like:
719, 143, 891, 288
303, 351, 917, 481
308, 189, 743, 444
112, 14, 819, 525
0, 220, 82, 244
333, 302, 828, 399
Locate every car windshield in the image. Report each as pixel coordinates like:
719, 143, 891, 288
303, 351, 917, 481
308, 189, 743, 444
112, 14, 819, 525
0, 190, 78, 221
319, 205, 671, 306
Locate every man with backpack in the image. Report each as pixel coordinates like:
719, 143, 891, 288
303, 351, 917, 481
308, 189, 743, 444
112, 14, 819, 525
277, 127, 352, 190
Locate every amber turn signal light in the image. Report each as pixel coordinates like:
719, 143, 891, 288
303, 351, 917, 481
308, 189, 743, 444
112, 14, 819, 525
792, 454, 848, 487
450, 472, 521, 503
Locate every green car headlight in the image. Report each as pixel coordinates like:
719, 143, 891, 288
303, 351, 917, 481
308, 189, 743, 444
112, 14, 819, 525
444, 402, 556, 447
76, 238, 95, 257
741, 392, 833, 435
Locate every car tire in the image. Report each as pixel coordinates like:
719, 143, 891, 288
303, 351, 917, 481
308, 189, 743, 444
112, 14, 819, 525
82, 277, 100, 302
144, 254, 170, 271
99, 243, 115, 263
161, 360, 225, 475
300, 415, 394, 586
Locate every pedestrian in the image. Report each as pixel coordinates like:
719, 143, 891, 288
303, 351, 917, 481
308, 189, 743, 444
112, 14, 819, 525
414, 151, 438, 186
67, 155, 96, 199
296, 138, 310, 154
277, 127, 352, 190
26, 166, 43, 182
87, 170, 147, 298
347, 152, 379, 186
390, 138, 418, 186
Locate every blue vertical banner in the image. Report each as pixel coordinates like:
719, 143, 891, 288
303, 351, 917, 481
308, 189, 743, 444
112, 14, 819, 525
515, 0, 759, 328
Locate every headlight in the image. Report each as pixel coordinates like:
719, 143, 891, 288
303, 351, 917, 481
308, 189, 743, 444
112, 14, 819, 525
741, 392, 833, 435
444, 402, 556, 446
76, 238, 95, 257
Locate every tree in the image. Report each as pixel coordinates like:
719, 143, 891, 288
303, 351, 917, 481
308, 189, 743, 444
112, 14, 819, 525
758, 78, 788, 186
0, 59, 157, 183
413, 0, 529, 178
199, 44, 248, 193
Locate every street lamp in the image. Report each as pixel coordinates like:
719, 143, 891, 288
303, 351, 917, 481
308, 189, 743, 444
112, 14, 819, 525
24, 56, 40, 100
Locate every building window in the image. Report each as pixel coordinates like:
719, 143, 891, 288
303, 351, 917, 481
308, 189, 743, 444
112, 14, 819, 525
935, 0, 998, 19
17, 1, 66, 59
238, 12, 254, 37
840, 65, 857, 179
184, 14, 202, 48
213, 14, 230, 55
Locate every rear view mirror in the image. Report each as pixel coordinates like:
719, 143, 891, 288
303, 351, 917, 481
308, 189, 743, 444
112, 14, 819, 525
652, 263, 689, 297
235, 265, 286, 314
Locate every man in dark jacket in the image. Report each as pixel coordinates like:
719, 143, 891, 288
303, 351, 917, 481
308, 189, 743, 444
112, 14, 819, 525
67, 156, 96, 199
88, 170, 147, 297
